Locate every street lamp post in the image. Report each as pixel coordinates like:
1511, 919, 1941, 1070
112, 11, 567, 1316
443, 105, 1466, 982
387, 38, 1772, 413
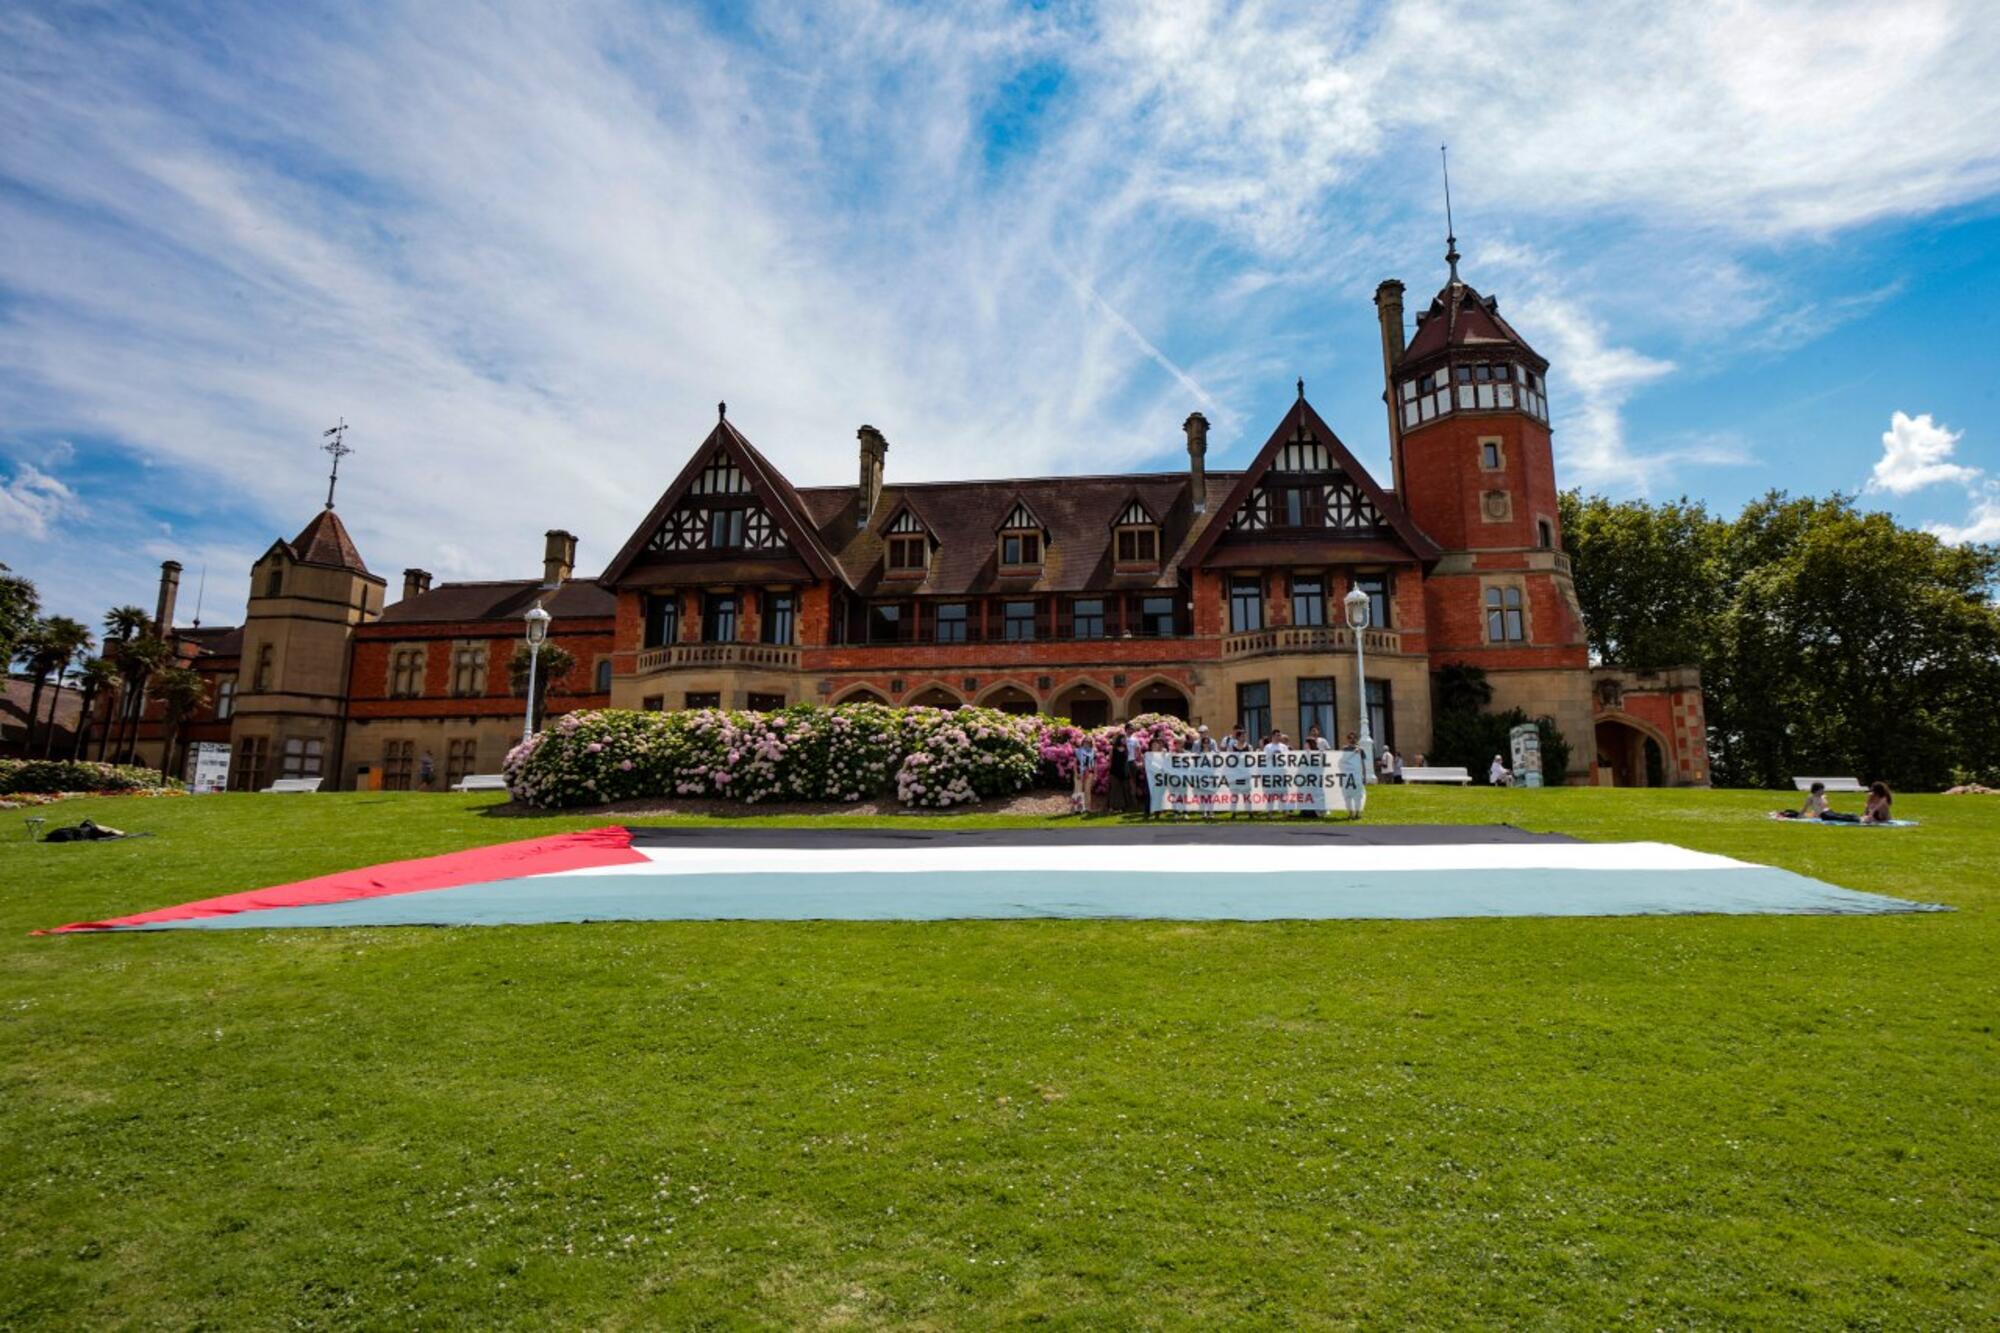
1343, 586, 1373, 782
522, 602, 552, 743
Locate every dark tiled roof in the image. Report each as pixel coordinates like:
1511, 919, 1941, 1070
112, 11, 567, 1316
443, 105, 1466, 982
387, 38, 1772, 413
178, 625, 243, 658
796, 471, 1243, 596
378, 577, 616, 625
289, 508, 373, 575
1402, 275, 1545, 367
2, 677, 81, 738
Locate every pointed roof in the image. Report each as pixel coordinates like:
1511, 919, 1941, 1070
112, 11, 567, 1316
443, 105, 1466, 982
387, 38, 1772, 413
1182, 395, 1439, 567
287, 508, 372, 575
601, 417, 842, 585
1401, 274, 1546, 368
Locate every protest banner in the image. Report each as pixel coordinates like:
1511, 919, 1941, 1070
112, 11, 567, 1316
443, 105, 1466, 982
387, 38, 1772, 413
1143, 749, 1367, 818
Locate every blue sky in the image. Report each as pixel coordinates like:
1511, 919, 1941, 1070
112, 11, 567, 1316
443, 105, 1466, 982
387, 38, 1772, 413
3, 0, 1998, 629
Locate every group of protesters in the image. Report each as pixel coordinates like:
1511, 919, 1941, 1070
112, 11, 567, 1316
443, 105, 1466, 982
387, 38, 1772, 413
1068, 720, 1402, 816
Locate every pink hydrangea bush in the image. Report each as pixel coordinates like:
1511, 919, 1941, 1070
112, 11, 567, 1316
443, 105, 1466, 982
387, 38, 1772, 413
1035, 712, 1200, 794
896, 707, 1044, 808
506, 702, 1047, 810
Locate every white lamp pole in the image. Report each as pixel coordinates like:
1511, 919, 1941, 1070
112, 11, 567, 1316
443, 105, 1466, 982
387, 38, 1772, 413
1343, 585, 1373, 782
522, 602, 552, 742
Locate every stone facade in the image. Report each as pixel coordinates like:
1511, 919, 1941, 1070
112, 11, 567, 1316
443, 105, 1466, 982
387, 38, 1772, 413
110, 253, 1708, 788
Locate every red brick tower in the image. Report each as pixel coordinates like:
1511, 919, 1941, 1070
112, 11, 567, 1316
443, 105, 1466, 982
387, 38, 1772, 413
1374, 237, 1593, 775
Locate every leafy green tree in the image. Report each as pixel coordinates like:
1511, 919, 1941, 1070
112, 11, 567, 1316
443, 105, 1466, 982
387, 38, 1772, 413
0, 563, 39, 669
1566, 488, 2000, 790
1559, 491, 1724, 667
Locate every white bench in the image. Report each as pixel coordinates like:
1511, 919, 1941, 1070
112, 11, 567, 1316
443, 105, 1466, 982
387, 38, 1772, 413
451, 774, 510, 792
260, 778, 324, 794
1794, 776, 1866, 793
1403, 766, 1474, 785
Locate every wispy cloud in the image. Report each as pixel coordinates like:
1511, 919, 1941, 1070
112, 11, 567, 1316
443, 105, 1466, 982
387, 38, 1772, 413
0, 459, 78, 541
1927, 486, 2000, 546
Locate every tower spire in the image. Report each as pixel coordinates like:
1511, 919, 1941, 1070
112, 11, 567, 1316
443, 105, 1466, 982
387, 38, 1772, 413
320, 418, 352, 509
1440, 144, 1460, 283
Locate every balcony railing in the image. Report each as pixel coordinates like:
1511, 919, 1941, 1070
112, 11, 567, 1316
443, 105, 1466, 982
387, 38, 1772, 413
636, 642, 801, 673
1221, 625, 1401, 660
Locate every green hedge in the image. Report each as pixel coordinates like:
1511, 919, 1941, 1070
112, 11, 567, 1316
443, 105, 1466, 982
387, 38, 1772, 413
0, 759, 186, 795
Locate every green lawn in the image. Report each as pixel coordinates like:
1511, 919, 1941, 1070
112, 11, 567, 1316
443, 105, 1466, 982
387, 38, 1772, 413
2, 789, 1995, 1328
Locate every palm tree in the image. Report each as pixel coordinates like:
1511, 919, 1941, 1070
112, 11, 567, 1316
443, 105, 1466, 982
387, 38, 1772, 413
99, 606, 154, 762
110, 634, 170, 764
18, 622, 63, 756
153, 666, 210, 780
36, 617, 93, 757
71, 656, 118, 761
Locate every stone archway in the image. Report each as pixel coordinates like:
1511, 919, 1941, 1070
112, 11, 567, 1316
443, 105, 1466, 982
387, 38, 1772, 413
906, 685, 962, 710
1050, 681, 1113, 729
1126, 679, 1190, 721
977, 683, 1040, 716
1594, 714, 1669, 788
833, 687, 888, 707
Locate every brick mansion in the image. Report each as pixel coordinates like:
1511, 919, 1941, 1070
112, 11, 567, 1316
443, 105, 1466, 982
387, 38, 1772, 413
110, 250, 1707, 790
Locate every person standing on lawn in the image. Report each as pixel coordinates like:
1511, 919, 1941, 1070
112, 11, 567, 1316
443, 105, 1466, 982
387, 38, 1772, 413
1125, 725, 1148, 814
1071, 735, 1098, 815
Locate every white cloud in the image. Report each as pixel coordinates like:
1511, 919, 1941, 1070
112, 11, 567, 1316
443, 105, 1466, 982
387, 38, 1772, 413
1927, 498, 2000, 547
0, 460, 79, 540
1926, 486, 2000, 546
1868, 411, 1979, 495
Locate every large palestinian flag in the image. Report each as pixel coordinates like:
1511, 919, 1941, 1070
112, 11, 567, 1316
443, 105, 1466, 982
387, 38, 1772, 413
39, 826, 1944, 933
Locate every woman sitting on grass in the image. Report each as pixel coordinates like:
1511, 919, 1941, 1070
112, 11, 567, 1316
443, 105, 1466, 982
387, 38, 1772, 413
1863, 781, 1894, 824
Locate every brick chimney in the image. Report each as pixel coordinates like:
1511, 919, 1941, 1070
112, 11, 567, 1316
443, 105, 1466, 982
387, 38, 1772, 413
856, 426, 888, 528
543, 530, 577, 587
1183, 413, 1209, 513
1373, 279, 1407, 492
402, 568, 433, 602
154, 560, 182, 635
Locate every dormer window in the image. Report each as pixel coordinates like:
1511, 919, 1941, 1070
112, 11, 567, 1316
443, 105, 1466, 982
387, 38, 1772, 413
997, 501, 1044, 569
1115, 528, 1157, 563
883, 509, 929, 575
1111, 499, 1159, 567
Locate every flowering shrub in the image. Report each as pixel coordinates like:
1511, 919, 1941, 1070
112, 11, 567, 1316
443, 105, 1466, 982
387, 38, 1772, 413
895, 707, 1044, 808
1035, 712, 1201, 794
0, 759, 185, 795
504, 703, 1047, 810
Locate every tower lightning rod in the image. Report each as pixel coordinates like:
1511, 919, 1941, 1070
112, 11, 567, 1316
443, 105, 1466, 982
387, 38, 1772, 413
192, 563, 206, 628
1441, 144, 1460, 281
321, 418, 352, 509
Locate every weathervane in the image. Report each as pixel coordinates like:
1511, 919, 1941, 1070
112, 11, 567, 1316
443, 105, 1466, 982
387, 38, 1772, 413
321, 418, 352, 509
1441, 144, 1460, 282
